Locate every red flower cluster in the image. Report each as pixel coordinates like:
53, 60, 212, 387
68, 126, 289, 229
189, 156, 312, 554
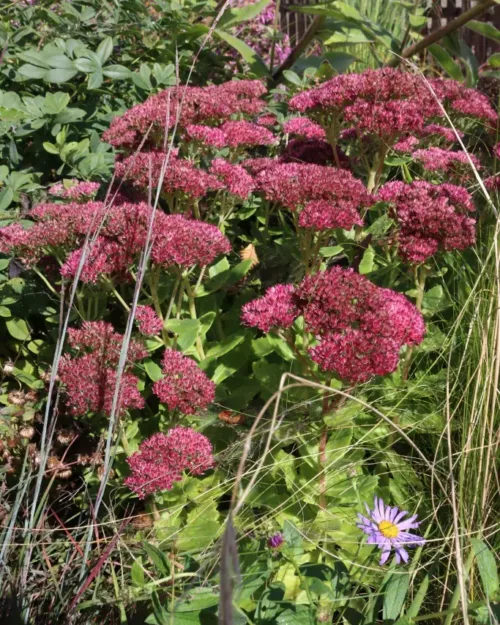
210, 158, 255, 199
430, 78, 498, 125
115, 152, 223, 199
186, 121, 275, 148
289, 69, 497, 144
59, 321, 147, 416
135, 306, 164, 336
298, 199, 363, 231
241, 284, 299, 332
153, 349, 215, 414
151, 214, 231, 268
255, 163, 372, 218
125, 428, 215, 498
49, 181, 100, 200
412, 147, 480, 176
0, 201, 107, 265
379, 181, 476, 263
102, 80, 267, 150
297, 268, 425, 383
242, 267, 424, 384
1, 200, 231, 282
283, 117, 326, 140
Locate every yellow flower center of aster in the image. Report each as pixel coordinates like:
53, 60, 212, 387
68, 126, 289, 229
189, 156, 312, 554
378, 520, 399, 539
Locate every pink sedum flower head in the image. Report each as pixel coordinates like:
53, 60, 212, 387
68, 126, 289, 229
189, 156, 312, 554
102, 80, 267, 150
115, 152, 223, 199
125, 428, 215, 498
256, 162, 373, 211
298, 199, 363, 231
49, 181, 100, 200
67, 320, 147, 366
241, 284, 300, 333
210, 159, 255, 199
310, 330, 402, 384
59, 322, 147, 417
283, 117, 326, 140
357, 496, 425, 565
412, 147, 480, 176
59, 354, 144, 417
135, 306, 163, 336
296, 267, 424, 383
220, 120, 275, 148
153, 349, 215, 414
152, 215, 231, 269
379, 181, 476, 264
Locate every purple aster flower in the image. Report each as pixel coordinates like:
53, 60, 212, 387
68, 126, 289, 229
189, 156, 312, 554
268, 532, 284, 549
357, 496, 425, 565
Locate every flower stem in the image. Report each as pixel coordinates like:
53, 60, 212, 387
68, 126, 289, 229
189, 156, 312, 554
183, 276, 205, 359
402, 265, 428, 381
32, 267, 59, 297
102, 276, 130, 312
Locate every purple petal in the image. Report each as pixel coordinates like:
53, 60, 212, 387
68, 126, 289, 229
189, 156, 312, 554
396, 547, 409, 563
394, 509, 408, 524
380, 547, 392, 565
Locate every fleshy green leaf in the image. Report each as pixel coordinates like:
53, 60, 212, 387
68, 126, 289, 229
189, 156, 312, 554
96, 37, 113, 65
214, 30, 270, 77
383, 572, 409, 621
102, 64, 131, 79
45, 68, 78, 83
6, 318, 30, 341
471, 538, 499, 598
429, 44, 463, 82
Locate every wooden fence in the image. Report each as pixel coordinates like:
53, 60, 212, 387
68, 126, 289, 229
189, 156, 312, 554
279, 0, 500, 64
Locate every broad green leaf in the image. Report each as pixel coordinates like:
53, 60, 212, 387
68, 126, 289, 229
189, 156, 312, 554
335, 1, 363, 20
73, 57, 96, 73
283, 70, 302, 86
359, 245, 376, 275
164, 318, 200, 351
488, 53, 500, 68
198, 311, 216, 337
466, 20, 500, 44
44, 92, 70, 115
322, 24, 374, 46
218, 0, 272, 29
174, 587, 219, 612
151, 590, 169, 625
471, 538, 499, 598
102, 64, 131, 79
87, 71, 103, 90
43, 142, 60, 155
143, 359, 163, 382
45, 68, 78, 83
18, 64, 47, 79
17, 50, 51, 68
423, 285, 445, 312
143, 542, 170, 576
96, 37, 113, 65
6, 318, 30, 341
204, 333, 245, 361
0, 306, 11, 318
383, 572, 409, 621
201, 259, 253, 296
292, 51, 357, 75
0, 188, 14, 211
131, 558, 145, 588
282, 520, 303, 558
214, 30, 270, 77
44, 54, 74, 70
429, 44, 463, 82
320, 245, 344, 258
